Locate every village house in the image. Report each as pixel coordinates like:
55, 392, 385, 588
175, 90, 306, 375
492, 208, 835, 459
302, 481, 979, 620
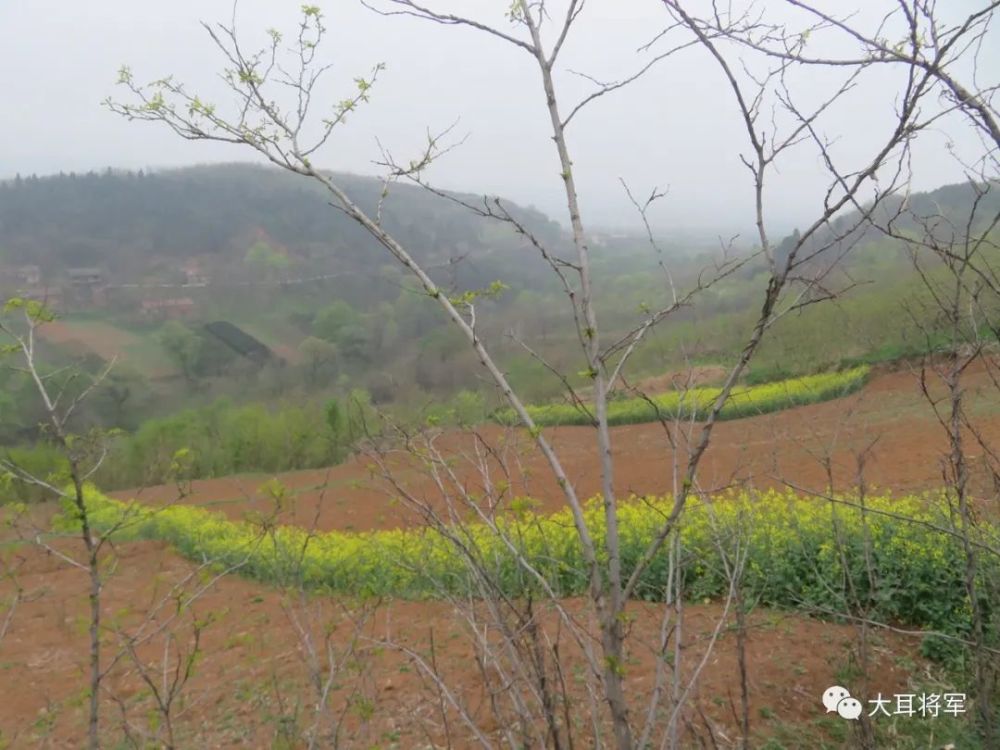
65, 268, 107, 307
15, 265, 41, 286
0, 264, 42, 289
182, 259, 209, 287
140, 297, 196, 320
67, 267, 104, 286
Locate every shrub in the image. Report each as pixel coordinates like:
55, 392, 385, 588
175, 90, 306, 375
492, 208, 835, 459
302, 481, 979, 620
90, 393, 375, 489
0, 443, 69, 503
494, 366, 871, 427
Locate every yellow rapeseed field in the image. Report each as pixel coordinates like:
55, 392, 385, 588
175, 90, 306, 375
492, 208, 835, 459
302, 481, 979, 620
68, 483, 996, 640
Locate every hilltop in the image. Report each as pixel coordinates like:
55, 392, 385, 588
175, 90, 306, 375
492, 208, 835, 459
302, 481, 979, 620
0, 162, 562, 290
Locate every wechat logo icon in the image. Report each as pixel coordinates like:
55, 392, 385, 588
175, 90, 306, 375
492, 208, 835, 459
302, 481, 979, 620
822, 685, 862, 720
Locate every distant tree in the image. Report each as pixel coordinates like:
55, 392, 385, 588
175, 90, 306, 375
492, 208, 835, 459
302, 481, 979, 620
0, 164, 554, 281
335, 324, 371, 366
325, 392, 372, 452
773, 229, 801, 274
244, 238, 291, 274
392, 288, 438, 340
366, 302, 398, 353
379, 316, 399, 352
93, 367, 146, 429
312, 300, 359, 343
299, 336, 338, 384
157, 321, 204, 381
366, 371, 396, 403
324, 397, 344, 439
0, 379, 16, 440
450, 389, 486, 426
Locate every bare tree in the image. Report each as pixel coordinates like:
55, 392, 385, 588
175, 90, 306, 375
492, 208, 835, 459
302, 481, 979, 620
676, 3, 999, 743
103, 0, 999, 745
0, 298, 275, 748
881, 176, 999, 742
0, 298, 118, 750
683, 1, 1000, 158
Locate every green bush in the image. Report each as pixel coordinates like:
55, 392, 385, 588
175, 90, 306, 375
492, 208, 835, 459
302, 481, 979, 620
1, 392, 377, 498
92, 391, 374, 488
423, 389, 488, 426
0, 444, 69, 503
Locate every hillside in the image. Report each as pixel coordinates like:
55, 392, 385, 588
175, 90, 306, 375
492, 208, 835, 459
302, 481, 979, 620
6, 357, 999, 747
771, 180, 1000, 273
0, 170, 995, 449
0, 163, 562, 290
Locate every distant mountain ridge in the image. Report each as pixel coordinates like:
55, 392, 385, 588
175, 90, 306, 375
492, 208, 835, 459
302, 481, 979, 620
0, 163, 562, 289
771, 179, 1000, 272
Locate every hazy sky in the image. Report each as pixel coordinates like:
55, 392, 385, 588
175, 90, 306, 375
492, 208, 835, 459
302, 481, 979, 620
1, 1, 996, 234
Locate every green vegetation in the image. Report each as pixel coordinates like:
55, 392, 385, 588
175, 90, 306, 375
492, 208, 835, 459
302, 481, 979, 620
2, 394, 373, 496
2, 168, 994, 459
0, 164, 560, 276
244, 238, 291, 274
0, 444, 69, 503
93, 393, 373, 488
157, 320, 207, 380
70, 486, 998, 645
0, 365, 875, 499
495, 366, 870, 427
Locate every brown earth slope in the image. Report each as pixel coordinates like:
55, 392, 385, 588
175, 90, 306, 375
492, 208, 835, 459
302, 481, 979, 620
2, 362, 996, 746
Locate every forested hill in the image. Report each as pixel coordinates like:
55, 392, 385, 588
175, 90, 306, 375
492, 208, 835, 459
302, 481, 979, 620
4, 164, 992, 286
0, 163, 562, 287
772, 180, 1000, 272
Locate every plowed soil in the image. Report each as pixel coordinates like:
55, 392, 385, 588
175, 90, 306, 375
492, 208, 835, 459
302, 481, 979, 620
111, 362, 1000, 531
2, 362, 997, 747
0, 540, 921, 748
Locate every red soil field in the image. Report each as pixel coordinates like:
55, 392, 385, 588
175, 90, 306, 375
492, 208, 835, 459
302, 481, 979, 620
37, 320, 141, 362
112, 362, 1000, 531
2, 362, 996, 746
1, 541, 920, 747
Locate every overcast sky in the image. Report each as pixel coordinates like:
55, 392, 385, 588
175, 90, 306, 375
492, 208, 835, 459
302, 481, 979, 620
1, 1, 996, 234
